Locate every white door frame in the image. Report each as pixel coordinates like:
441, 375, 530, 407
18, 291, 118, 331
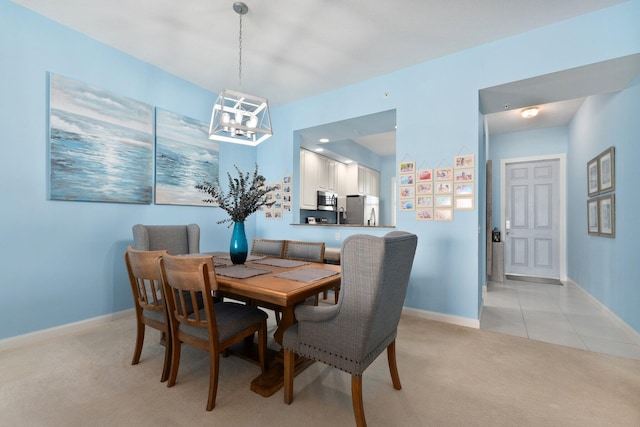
500, 154, 566, 281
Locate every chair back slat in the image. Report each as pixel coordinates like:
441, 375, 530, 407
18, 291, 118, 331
125, 247, 168, 314
284, 240, 325, 263
159, 255, 218, 337
251, 238, 286, 258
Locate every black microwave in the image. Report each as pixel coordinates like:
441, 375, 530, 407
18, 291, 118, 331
317, 191, 338, 211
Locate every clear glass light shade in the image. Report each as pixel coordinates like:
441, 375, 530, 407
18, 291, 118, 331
208, 89, 272, 146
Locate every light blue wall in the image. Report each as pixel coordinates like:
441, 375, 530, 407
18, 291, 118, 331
489, 126, 569, 230
2, 0, 640, 340
567, 74, 640, 332
0, 0, 261, 339
254, 1, 640, 323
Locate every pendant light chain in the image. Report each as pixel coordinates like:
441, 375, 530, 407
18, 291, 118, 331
238, 13, 243, 90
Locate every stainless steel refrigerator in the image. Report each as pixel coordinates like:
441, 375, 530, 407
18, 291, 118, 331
345, 195, 379, 226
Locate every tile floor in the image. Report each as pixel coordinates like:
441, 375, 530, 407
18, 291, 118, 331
480, 278, 640, 360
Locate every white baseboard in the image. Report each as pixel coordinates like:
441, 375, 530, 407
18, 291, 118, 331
3, 305, 485, 353
0, 309, 134, 353
567, 277, 640, 345
403, 306, 480, 329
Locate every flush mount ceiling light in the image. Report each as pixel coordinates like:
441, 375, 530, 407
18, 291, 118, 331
208, 2, 272, 146
521, 107, 539, 119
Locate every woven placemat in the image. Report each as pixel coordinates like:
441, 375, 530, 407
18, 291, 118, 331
252, 258, 310, 268
274, 268, 339, 283
215, 265, 271, 279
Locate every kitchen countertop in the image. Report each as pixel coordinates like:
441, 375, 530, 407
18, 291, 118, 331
291, 223, 394, 228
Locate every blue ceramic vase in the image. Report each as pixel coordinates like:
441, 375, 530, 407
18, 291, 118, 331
229, 221, 248, 264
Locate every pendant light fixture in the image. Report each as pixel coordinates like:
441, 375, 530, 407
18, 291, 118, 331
208, 2, 272, 146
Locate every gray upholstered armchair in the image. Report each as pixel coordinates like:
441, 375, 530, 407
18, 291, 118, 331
282, 231, 418, 427
132, 224, 200, 255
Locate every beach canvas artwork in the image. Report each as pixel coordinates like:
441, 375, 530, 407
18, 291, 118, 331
48, 73, 153, 203
155, 109, 220, 206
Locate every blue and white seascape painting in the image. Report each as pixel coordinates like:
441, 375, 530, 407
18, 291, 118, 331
49, 73, 153, 203
155, 109, 220, 206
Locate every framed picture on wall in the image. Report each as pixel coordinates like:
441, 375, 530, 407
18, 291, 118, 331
399, 161, 415, 174
454, 168, 474, 182
598, 146, 615, 194
435, 208, 453, 221
417, 169, 433, 181
598, 194, 615, 238
435, 195, 452, 207
455, 197, 474, 210
416, 208, 433, 221
587, 198, 599, 235
416, 182, 433, 194
454, 154, 474, 169
587, 157, 599, 196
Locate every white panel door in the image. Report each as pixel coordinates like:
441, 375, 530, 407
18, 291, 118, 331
505, 159, 560, 279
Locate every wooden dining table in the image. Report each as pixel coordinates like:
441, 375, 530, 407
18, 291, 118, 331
202, 253, 341, 397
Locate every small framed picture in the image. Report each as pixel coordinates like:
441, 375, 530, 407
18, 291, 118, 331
587, 157, 599, 196
283, 176, 291, 184
455, 196, 474, 210
400, 174, 415, 186
598, 146, 615, 194
417, 169, 433, 182
598, 194, 615, 238
435, 208, 453, 221
400, 186, 415, 198
454, 168, 474, 182
435, 167, 453, 181
587, 199, 599, 235
435, 195, 452, 207
416, 196, 433, 207
400, 199, 415, 211
454, 154, 474, 169
416, 182, 433, 194
455, 183, 474, 196
435, 181, 453, 194
416, 208, 433, 221
399, 161, 415, 174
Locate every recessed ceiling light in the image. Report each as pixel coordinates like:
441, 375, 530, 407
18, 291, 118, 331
521, 107, 539, 118
345, 160, 353, 164
315, 148, 324, 152
319, 138, 329, 143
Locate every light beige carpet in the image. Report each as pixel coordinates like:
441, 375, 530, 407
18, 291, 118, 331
1, 313, 638, 427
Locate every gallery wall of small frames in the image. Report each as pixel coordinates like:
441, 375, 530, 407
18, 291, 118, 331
586, 146, 615, 238
399, 153, 475, 222
261, 176, 292, 220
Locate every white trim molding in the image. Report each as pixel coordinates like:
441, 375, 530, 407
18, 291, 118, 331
403, 306, 480, 329
0, 309, 134, 352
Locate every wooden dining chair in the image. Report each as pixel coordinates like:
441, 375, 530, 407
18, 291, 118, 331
282, 232, 418, 427
284, 240, 331, 304
158, 254, 268, 411
124, 247, 171, 382
250, 238, 286, 258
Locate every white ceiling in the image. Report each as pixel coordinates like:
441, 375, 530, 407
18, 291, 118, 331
12, 0, 628, 107
12, 0, 639, 150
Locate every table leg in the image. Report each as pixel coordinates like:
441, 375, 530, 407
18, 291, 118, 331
273, 305, 295, 346
250, 304, 314, 397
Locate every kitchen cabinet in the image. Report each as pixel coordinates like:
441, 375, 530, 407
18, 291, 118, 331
300, 149, 319, 210
300, 150, 377, 210
346, 163, 380, 197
